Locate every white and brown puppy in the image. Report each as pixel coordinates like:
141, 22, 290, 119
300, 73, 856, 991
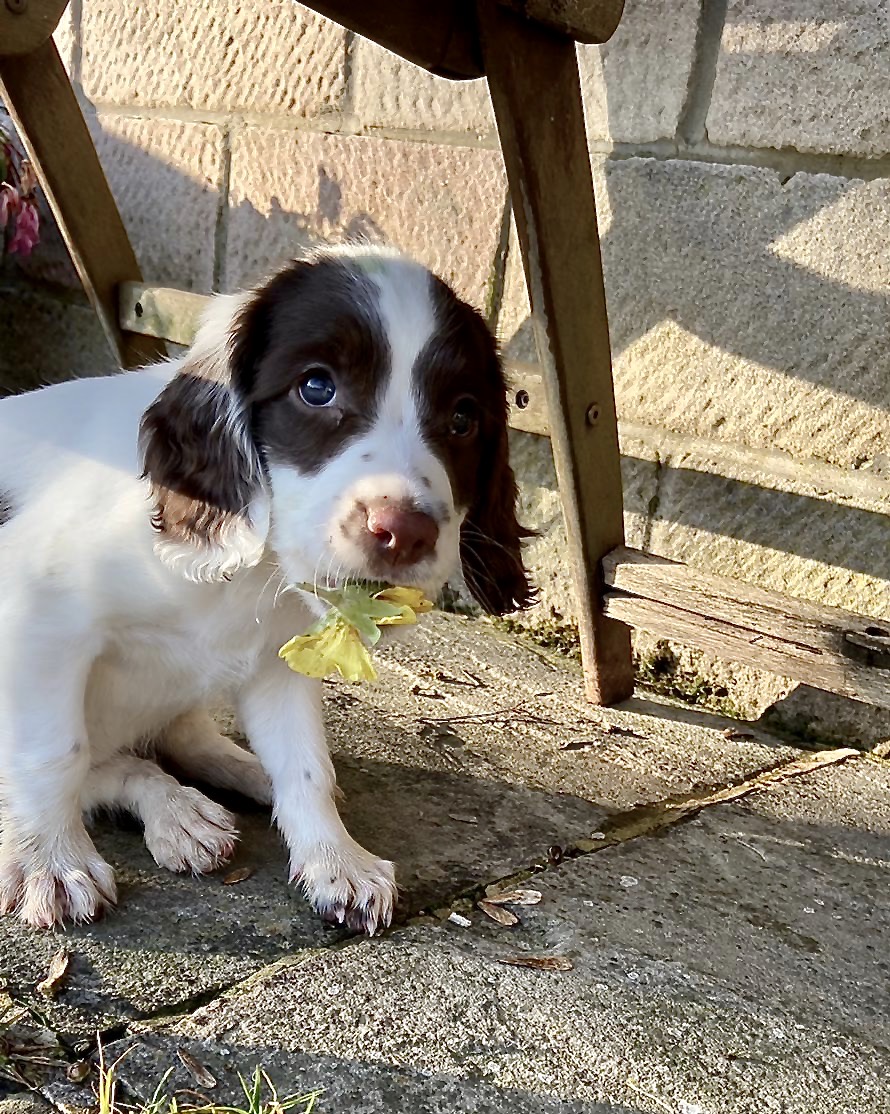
0, 246, 533, 933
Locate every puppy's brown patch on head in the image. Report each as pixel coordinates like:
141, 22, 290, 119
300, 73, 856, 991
232, 257, 391, 476
140, 362, 261, 557
413, 277, 535, 615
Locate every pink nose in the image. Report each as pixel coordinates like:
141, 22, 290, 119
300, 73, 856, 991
366, 504, 439, 567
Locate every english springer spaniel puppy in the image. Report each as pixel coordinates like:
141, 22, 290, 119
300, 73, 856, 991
0, 246, 533, 933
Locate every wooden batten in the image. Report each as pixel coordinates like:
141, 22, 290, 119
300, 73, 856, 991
118, 283, 554, 436
603, 546, 890, 708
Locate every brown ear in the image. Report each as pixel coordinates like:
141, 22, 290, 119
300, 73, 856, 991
460, 428, 536, 615
139, 360, 269, 581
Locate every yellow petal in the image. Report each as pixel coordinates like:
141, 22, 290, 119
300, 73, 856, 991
278, 633, 335, 678
375, 604, 416, 627
376, 586, 435, 614
328, 623, 378, 682
279, 620, 377, 682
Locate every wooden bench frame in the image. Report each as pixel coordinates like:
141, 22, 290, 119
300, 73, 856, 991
5, 0, 890, 711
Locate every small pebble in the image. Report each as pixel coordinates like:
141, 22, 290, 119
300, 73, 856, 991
448, 912, 472, 928
619, 875, 639, 889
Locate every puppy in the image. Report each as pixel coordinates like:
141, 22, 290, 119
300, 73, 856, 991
0, 246, 533, 932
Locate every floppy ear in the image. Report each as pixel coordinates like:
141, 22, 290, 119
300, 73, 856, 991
139, 353, 269, 583
460, 425, 537, 615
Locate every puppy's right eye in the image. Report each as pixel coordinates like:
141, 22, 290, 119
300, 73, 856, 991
297, 368, 336, 407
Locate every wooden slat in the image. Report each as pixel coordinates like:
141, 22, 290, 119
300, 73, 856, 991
478, 0, 634, 704
307, 1, 484, 79
119, 282, 209, 347
603, 546, 890, 707
0, 0, 69, 57
118, 283, 554, 435
0, 39, 165, 368
499, 0, 625, 43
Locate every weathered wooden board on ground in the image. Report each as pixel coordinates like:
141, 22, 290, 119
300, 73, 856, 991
603, 546, 890, 707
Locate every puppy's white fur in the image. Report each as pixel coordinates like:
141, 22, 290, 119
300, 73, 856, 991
0, 252, 459, 932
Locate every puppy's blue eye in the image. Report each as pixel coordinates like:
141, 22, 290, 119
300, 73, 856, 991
298, 370, 336, 407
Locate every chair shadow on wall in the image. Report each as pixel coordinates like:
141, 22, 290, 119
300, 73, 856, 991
498, 34, 890, 733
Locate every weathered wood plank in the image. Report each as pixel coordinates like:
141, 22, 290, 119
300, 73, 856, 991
119, 282, 209, 347
0, 39, 165, 368
0, 0, 69, 57
478, 0, 634, 704
308, 1, 484, 79
603, 546, 890, 707
499, 0, 625, 44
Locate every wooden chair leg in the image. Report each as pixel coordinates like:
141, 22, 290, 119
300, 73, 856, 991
0, 39, 165, 368
477, 1, 634, 704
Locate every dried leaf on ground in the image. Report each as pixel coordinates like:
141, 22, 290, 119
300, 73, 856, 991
222, 866, 254, 885
498, 955, 574, 972
37, 949, 70, 998
483, 889, 542, 906
177, 1048, 217, 1089
478, 900, 519, 926
560, 738, 600, 751
67, 1060, 91, 1083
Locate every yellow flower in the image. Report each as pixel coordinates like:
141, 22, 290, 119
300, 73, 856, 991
279, 617, 378, 682
280, 583, 436, 683
373, 586, 436, 626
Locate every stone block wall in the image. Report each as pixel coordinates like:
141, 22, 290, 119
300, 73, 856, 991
3, 0, 890, 738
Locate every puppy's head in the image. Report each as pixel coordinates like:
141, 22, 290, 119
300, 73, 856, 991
140, 247, 534, 613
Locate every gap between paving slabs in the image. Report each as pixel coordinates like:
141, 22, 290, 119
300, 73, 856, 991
15, 741, 870, 1113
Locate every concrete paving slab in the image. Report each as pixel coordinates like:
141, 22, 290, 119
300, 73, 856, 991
106, 755, 889, 1114
0, 615, 804, 1041
354, 613, 802, 805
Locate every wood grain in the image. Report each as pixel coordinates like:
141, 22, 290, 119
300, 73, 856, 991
0, 0, 69, 57
478, 0, 634, 704
603, 546, 890, 707
0, 39, 165, 368
498, 0, 625, 43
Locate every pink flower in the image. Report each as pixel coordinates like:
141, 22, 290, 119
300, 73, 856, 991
0, 183, 19, 231
7, 197, 39, 256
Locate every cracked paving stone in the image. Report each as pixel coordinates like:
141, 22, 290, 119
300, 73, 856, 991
107, 757, 890, 1114
1, 613, 805, 1043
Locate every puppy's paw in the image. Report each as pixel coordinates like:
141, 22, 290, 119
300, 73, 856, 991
0, 836, 117, 928
144, 787, 238, 874
294, 840, 397, 936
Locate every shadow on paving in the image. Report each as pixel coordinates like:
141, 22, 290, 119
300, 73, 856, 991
113, 1035, 645, 1114
0, 750, 610, 1037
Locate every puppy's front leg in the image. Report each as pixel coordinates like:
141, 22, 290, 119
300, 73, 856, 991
237, 658, 397, 935
0, 636, 116, 927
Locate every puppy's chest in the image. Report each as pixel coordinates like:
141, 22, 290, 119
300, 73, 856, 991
106, 599, 279, 699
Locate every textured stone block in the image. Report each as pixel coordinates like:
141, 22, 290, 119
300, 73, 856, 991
639, 443, 890, 716
0, 287, 116, 395
80, 0, 347, 115
650, 445, 890, 620
499, 157, 890, 471
92, 115, 223, 291
709, 1, 890, 157
504, 429, 659, 635
579, 0, 702, 143
351, 39, 494, 136
349, 0, 701, 145
226, 129, 507, 307
53, 2, 77, 75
